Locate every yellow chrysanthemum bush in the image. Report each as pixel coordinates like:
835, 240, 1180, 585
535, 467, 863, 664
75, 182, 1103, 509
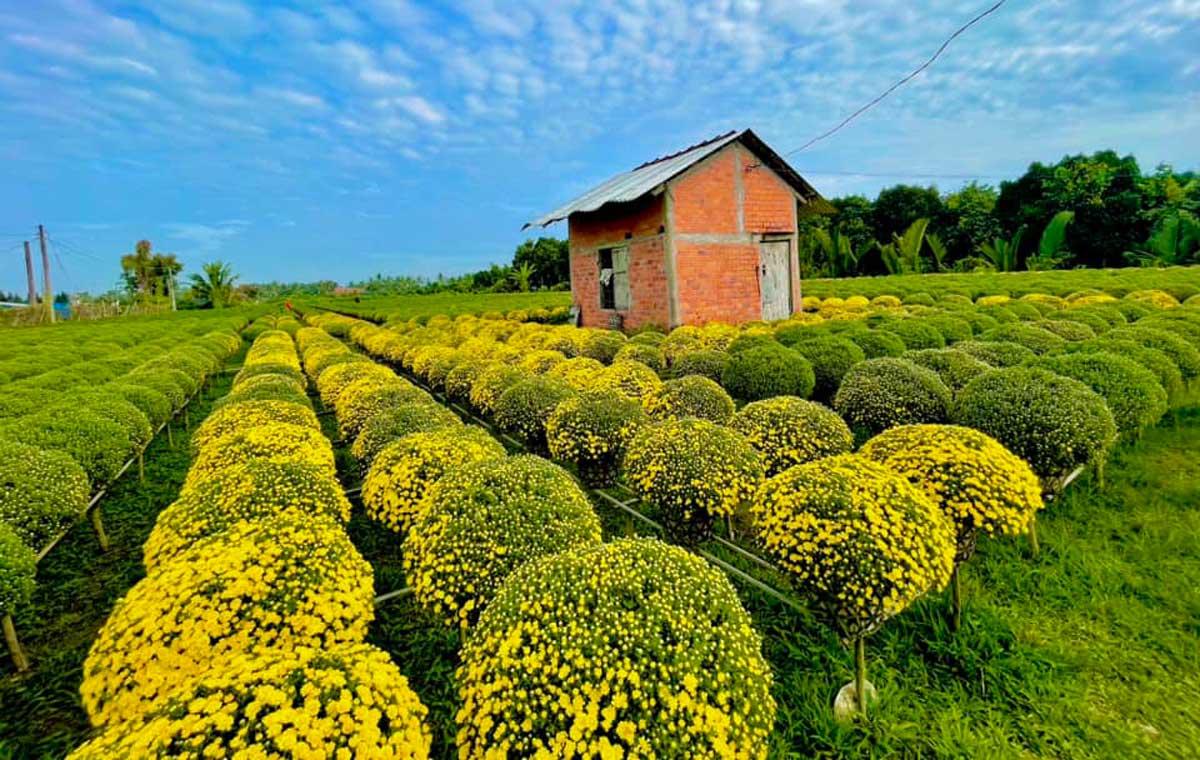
623, 419, 764, 545
518, 348, 568, 375
545, 356, 607, 390
0, 439, 90, 549
316, 360, 396, 408
729, 396, 853, 476
361, 426, 507, 533
81, 514, 375, 726
833, 357, 952, 438
403, 455, 602, 627
334, 375, 432, 440
456, 537, 775, 759
468, 363, 533, 414
215, 372, 310, 409
351, 401, 463, 469
69, 643, 430, 759
493, 375, 576, 452
597, 359, 663, 399
444, 358, 492, 404
144, 460, 353, 571
190, 399, 320, 454
183, 422, 336, 490
641, 374, 735, 424
860, 425, 1044, 627
751, 454, 954, 714
546, 389, 646, 487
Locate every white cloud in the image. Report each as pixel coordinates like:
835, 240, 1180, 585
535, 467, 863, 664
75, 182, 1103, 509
390, 95, 447, 125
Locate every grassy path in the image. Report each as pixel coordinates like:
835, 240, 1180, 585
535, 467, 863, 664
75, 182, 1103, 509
0, 352, 243, 760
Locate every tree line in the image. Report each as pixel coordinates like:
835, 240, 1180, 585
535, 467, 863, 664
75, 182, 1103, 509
800, 151, 1199, 277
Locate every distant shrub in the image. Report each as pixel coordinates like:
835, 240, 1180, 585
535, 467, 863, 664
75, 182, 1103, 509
730, 397, 852, 476
629, 330, 667, 346
979, 323, 1067, 355
667, 349, 730, 383
1106, 326, 1200, 383
902, 348, 992, 392
721, 344, 815, 401
1125, 289, 1180, 309
1032, 351, 1168, 436
788, 334, 865, 402
0, 440, 89, 549
546, 389, 645, 487
726, 334, 778, 354
494, 376, 576, 451
834, 358, 951, 436
641, 375, 735, 424
952, 367, 1117, 479
953, 339, 1036, 367
959, 311, 1001, 334
517, 349, 567, 375
0, 409, 130, 485
922, 315, 974, 344
351, 402, 463, 467
904, 292, 935, 306
596, 360, 662, 399
1078, 339, 1185, 402
192, 400, 320, 455
469, 364, 532, 414
878, 319, 946, 350
403, 455, 601, 627
1034, 319, 1095, 342
843, 328, 906, 358
1049, 311, 1110, 336
580, 330, 628, 364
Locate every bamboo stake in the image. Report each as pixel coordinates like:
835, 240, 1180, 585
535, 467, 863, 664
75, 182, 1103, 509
90, 505, 109, 552
1028, 521, 1040, 557
137, 451, 145, 484
855, 637, 867, 716
950, 566, 962, 632
2, 614, 29, 672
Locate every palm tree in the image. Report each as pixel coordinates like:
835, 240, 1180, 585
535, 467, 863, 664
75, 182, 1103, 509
120, 240, 155, 295
1125, 210, 1200, 267
1027, 211, 1074, 270
188, 261, 238, 308
510, 262, 535, 292
877, 218, 930, 275
811, 227, 864, 277
979, 227, 1025, 272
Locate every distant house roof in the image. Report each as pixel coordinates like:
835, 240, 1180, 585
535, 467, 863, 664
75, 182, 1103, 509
524, 128, 829, 229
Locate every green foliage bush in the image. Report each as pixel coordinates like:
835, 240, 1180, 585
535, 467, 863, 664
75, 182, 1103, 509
834, 358, 951, 436
902, 348, 992, 392
727, 334, 778, 354
493, 376, 575, 451
1035, 319, 1096, 342
721, 344, 815, 401
0, 521, 36, 618
953, 367, 1117, 479
878, 319, 946, 350
1107, 326, 1200, 383
667, 349, 730, 383
1031, 352, 1167, 437
953, 339, 1037, 367
612, 343, 665, 372
0, 439, 90, 548
104, 383, 173, 428
923, 315, 974, 344
979, 323, 1067, 355
788, 335, 865, 402
843, 328, 906, 358
0, 409, 130, 485
352, 402, 463, 467
1077, 339, 1185, 403
66, 395, 153, 450
581, 330, 627, 364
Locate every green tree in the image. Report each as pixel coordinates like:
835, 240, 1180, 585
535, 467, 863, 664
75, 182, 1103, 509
1125, 210, 1200, 267
876, 218, 931, 274
510, 262, 535, 292
941, 182, 1002, 264
512, 237, 569, 289
120, 240, 155, 295
187, 261, 238, 308
1026, 211, 1075, 270
871, 185, 944, 243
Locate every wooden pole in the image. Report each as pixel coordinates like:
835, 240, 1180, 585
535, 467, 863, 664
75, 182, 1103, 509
2, 614, 30, 672
1028, 521, 1040, 557
90, 505, 109, 552
855, 637, 867, 716
950, 566, 962, 632
23, 241, 38, 309
38, 224, 54, 323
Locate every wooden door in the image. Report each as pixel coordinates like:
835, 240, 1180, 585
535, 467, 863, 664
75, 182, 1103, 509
759, 239, 791, 321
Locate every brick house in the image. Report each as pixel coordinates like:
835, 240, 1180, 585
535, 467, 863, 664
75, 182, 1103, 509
525, 129, 829, 330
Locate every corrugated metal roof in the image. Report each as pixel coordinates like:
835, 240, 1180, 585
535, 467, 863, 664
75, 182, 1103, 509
523, 130, 742, 229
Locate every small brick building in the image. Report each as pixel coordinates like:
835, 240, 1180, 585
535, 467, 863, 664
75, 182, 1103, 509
526, 129, 828, 329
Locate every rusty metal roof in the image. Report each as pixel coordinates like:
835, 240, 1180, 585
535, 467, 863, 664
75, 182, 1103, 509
524, 129, 827, 229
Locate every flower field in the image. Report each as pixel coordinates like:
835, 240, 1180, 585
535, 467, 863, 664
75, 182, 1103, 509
1, 272, 1199, 758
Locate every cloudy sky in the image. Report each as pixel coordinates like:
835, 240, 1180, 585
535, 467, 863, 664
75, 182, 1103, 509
1, 0, 1197, 294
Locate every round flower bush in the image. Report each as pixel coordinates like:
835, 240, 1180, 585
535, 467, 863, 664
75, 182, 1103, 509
1047, 311, 1111, 336
546, 389, 645, 487
752, 455, 954, 640
234, 361, 307, 391
493, 376, 576, 451
0, 440, 89, 548
878, 319, 947, 350
69, 396, 153, 450
1125, 289, 1180, 309
403, 455, 602, 627
518, 349, 567, 375
68, 643, 431, 759
952, 367, 1117, 480
726, 333, 777, 354
124, 368, 188, 411
902, 348, 992, 392
1036, 319, 1095, 342
597, 359, 663, 399
923, 315, 974, 344
641, 375, 735, 424
81, 514, 374, 726
334, 377, 431, 440
351, 401, 463, 467
0, 409, 130, 485
786, 334, 866, 402
104, 382, 174, 428
730, 396, 853, 476
456, 537, 775, 759
614, 342, 666, 372
720, 344, 815, 401
623, 418, 764, 544
833, 358, 951, 436
668, 349, 730, 383
143, 460, 352, 571
316, 361, 394, 408
0, 521, 36, 621
1079, 338, 1185, 402
444, 358, 491, 404
215, 373, 310, 409
183, 422, 336, 490
469, 363, 532, 414
361, 426, 506, 533
844, 328, 907, 358
950, 339, 1036, 368
190, 399, 320, 455
545, 356, 607, 390
630, 329, 667, 346
1106, 326, 1200, 384
860, 425, 1043, 561
1031, 351, 1168, 437
581, 330, 628, 364
979, 323, 1068, 355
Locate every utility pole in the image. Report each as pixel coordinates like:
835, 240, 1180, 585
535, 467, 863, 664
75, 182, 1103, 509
38, 224, 54, 323
170, 272, 178, 311
23, 241, 38, 310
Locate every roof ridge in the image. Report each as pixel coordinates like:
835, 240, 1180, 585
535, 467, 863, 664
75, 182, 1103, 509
630, 129, 740, 171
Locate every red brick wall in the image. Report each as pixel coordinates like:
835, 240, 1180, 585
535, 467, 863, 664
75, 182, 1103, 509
672, 150, 739, 235
739, 145, 795, 234
674, 242, 761, 325
568, 195, 666, 329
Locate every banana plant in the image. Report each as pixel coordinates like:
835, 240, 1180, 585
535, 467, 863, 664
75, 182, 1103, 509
812, 226, 862, 277
1125, 210, 1200, 267
1026, 211, 1075, 270
877, 218, 930, 275
979, 226, 1025, 272
926, 233, 948, 272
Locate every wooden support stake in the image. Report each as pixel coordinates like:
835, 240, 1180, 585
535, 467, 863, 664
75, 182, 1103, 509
950, 566, 962, 632
90, 505, 109, 552
855, 637, 867, 716
137, 451, 145, 484
3, 614, 30, 672
1028, 521, 1040, 558
166, 422, 174, 448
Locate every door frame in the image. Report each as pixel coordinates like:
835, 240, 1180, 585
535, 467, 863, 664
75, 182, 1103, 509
758, 234, 793, 320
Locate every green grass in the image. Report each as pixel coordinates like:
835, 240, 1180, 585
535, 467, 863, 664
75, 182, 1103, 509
0, 351, 243, 760
301, 291, 571, 323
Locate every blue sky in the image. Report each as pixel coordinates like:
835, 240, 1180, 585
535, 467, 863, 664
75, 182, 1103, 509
1, 0, 1198, 294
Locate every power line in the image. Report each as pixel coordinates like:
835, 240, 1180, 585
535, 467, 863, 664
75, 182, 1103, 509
783, 0, 1009, 157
